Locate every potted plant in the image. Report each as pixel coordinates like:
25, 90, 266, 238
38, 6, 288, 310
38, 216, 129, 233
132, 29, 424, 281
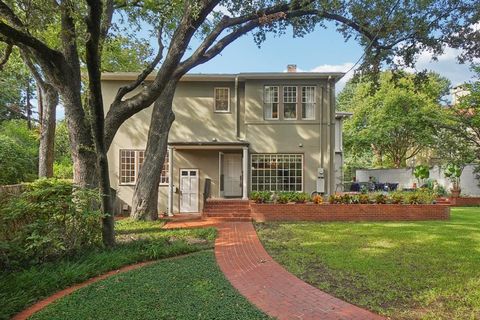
413, 164, 430, 188
444, 163, 462, 198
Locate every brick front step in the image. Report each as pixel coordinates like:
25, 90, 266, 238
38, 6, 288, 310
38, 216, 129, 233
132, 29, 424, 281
208, 216, 252, 222
205, 212, 252, 218
206, 199, 249, 205
204, 207, 251, 213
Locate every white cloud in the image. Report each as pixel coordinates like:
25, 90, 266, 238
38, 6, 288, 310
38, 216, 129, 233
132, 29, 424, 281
309, 62, 355, 92
412, 47, 477, 87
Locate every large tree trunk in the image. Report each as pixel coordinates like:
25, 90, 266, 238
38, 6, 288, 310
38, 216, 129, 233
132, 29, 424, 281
85, 0, 115, 247
131, 80, 177, 220
38, 83, 58, 177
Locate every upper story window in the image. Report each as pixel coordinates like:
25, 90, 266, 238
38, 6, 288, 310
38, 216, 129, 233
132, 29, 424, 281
214, 87, 230, 112
264, 86, 279, 119
120, 149, 169, 185
302, 86, 316, 120
263, 85, 316, 120
283, 86, 297, 119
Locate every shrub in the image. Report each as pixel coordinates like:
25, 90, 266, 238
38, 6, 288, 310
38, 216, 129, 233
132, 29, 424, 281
340, 194, 352, 204
277, 192, 290, 204
405, 192, 420, 204
0, 120, 38, 184
249, 191, 271, 203
0, 179, 103, 268
53, 161, 73, 179
295, 192, 309, 203
312, 195, 323, 204
328, 194, 342, 204
375, 193, 387, 204
391, 192, 404, 204
358, 194, 370, 204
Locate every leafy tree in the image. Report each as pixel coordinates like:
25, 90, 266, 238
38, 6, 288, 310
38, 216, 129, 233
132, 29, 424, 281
447, 64, 480, 160
0, 48, 34, 124
339, 71, 450, 168
0, 120, 38, 184
0, 1, 478, 238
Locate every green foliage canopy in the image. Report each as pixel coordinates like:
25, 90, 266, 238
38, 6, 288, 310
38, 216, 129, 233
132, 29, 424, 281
339, 71, 450, 168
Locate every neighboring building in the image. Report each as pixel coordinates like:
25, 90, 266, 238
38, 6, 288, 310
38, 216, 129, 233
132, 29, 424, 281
101, 66, 346, 214
451, 84, 470, 105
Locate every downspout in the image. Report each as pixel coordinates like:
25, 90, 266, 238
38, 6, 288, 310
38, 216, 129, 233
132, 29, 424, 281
235, 75, 240, 139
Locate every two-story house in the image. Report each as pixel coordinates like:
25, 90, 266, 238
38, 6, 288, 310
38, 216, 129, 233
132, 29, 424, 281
101, 66, 346, 215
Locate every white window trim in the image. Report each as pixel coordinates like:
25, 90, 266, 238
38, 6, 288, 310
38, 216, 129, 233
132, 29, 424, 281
214, 87, 230, 113
119, 149, 169, 186
250, 153, 304, 192
301, 86, 316, 120
264, 85, 279, 120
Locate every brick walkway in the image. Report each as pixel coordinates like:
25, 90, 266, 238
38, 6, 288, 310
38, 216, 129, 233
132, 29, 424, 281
215, 222, 384, 320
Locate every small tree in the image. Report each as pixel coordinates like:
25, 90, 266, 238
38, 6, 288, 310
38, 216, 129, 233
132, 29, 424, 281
413, 164, 430, 187
444, 163, 463, 197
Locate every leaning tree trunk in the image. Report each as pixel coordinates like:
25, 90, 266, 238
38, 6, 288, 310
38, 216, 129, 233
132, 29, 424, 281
60, 82, 98, 187
38, 83, 59, 178
131, 80, 177, 220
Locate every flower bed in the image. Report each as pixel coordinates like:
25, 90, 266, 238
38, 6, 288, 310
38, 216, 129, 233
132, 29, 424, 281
449, 197, 480, 206
250, 203, 450, 222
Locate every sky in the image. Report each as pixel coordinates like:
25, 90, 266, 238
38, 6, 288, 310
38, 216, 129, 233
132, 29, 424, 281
54, 20, 477, 120
186, 23, 477, 92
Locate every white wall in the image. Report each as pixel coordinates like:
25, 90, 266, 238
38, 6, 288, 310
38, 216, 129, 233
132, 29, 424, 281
355, 164, 480, 196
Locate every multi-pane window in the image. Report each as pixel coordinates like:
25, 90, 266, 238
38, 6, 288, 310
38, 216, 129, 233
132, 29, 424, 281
214, 87, 230, 112
120, 150, 136, 184
263, 86, 316, 120
251, 154, 303, 192
283, 86, 297, 119
264, 86, 279, 119
120, 150, 169, 185
302, 86, 315, 119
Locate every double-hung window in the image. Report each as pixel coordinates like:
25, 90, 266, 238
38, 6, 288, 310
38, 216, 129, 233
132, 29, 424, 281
120, 149, 169, 185
263, 85, 316, 120
264, 86, 279, 119
214, 87, 230, 112
251, 154, 303, 192
302, 86, 316, 120
283, 86, 297, 119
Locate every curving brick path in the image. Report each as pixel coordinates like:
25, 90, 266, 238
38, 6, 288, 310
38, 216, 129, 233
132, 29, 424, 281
15, 219, 384, 320
213, 221, 385, 320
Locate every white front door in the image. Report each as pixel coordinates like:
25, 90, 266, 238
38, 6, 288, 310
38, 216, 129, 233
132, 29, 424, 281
180, 169, 199, 213
224, 154, 242, 197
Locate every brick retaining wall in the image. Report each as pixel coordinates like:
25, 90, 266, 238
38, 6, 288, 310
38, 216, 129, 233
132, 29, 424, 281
449, 197, 480, 206
250, 203, 450, 222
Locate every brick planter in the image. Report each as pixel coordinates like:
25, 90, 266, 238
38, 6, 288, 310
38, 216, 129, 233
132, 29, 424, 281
250, 203, 450, 222
449, 197, 480, 207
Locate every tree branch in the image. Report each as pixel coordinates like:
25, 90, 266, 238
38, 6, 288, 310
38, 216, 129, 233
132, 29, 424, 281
113, 25, 165, 104
0, 1, 24, 29
0, 22, 64, 68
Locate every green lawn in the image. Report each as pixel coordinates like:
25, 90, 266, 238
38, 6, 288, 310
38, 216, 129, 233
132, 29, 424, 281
0, 219, 216, 320
255, 207, 480, 320
30, 250, 269, 320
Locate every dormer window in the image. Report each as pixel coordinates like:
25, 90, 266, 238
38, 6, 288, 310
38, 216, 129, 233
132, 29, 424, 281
214, 87, 230, 112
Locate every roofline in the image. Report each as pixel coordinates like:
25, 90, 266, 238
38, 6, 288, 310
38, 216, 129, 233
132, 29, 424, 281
101, 71, 345, 83
335, 111, 353, 118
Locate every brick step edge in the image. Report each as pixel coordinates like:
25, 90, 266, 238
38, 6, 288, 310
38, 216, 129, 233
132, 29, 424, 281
204, 207, 251, 212
205, 201, 250, 205
207, 217, 252, 222
205, 213, 252, 218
